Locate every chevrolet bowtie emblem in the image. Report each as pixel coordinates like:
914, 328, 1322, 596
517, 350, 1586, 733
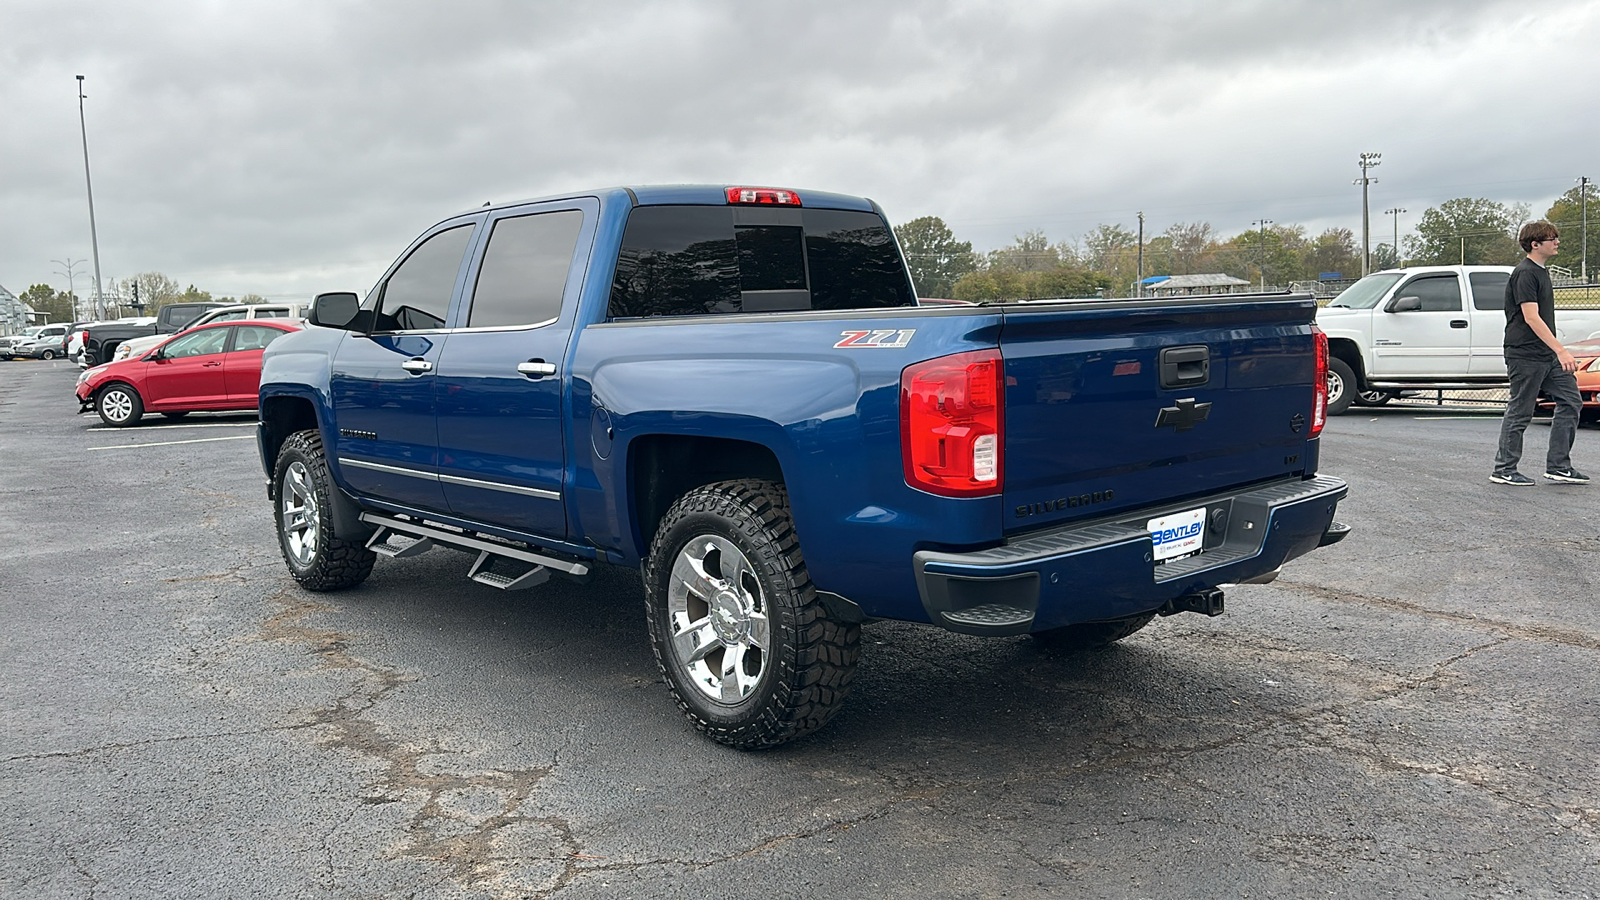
1156, 398, 1212, 432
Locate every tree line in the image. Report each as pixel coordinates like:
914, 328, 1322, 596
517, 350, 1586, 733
895, 187, 1598, 300
15, 273, 265, 323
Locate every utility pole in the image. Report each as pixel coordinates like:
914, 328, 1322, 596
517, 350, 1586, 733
1253, 219, 1274, 290
1383, 208, 1406, 268
76, 75, 105, 319
52, 257, 85, 318
1354, 152, 1382, 277
1580, 176, 1591, 283
1136, 211, 1144, 298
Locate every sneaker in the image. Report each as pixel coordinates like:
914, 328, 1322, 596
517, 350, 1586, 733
1490, 472, 1535, 486
1543, 467, 1591, 484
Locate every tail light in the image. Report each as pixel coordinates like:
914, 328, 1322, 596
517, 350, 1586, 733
1311, 325, 1328, 438
901, 350, 1004, 497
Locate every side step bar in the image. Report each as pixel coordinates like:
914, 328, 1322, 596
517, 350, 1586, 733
359, 512, 590, 591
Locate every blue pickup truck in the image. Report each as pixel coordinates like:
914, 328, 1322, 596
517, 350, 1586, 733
257, 184, 1349, 748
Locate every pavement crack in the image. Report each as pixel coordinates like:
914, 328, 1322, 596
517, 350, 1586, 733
1273, 578, 1600, 651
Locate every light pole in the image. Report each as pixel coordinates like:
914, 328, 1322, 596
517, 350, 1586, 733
1354, 152, 1381, 277
1253, 219, 1273, 290
51, 257, 85, 318
76, 75, 105, 319
1383, 207, 1406, 268
1136, 211, 1144, 298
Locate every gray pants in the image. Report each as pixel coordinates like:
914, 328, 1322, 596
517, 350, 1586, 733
1493, 356, 1582, 476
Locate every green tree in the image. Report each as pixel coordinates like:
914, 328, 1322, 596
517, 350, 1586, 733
1082, 223, 1139, 294
1162, 222, 1216, 275
19, 284, 75, 322
1405, 198, 1524, 266
951, 265, 1109, 302
1544, 185, 1599, 280
986, 230, 1061, 273
1305, 228, 1361, 279
893, 216, 976, 298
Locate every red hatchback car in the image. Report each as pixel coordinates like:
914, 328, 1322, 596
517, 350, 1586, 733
76, 319, 303, 427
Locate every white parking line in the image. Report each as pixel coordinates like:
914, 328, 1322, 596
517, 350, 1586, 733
88, 435, 256, 451
84, 421, 257, 431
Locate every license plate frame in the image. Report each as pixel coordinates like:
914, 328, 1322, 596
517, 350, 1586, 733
1149, 506, 1206, 563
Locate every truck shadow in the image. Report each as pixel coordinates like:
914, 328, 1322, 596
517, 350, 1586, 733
329, 549, 1312, 779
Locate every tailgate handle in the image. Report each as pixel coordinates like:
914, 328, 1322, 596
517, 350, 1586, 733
1160, 346, 1210, 389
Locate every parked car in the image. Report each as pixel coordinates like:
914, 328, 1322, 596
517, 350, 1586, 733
1, 323, 71, 360
1536, 338, 1600, 424
76, 319, 303, 426
78, 303, 227, 366
0, 326, 46, 356
1317, 266, 1600, 414
112, 301, 307, 362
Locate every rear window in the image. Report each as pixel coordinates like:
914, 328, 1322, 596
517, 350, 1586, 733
608, 206, 913, 318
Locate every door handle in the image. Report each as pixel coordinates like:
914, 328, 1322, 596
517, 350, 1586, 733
401, 357, 434, 374
1450, 320, 1468, 329
516, 360, 557, 378
204, 361, 223, 367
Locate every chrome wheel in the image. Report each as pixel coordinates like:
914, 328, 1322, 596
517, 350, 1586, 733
100, 389, 134, 424
667, 534, 771, 704
280, 460, 321, 568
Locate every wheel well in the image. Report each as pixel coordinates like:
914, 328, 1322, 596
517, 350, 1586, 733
260, 395, 319, 475
1327, 339, 1365, 385
630, 435, 784, 554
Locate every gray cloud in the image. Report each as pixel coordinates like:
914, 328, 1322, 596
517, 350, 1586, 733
3, 0, 1594, 301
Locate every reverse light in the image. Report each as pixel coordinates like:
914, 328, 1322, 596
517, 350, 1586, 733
1311, 325, 1328, 438
901, 350, 1004, 497
725, 187, 802, 206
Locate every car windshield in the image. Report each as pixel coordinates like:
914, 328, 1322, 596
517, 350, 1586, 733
1326, 273, 1404, 309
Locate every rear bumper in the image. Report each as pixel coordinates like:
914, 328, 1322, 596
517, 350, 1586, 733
914, 475, 1348, 636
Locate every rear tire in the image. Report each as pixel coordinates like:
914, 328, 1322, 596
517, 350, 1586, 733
1032, 613, 1155, 650
273, 430, 375, 591
643, 479, 860, 749
96, 384, 144, 427
1326, 358, 1357, 416
41, 350, 56, 360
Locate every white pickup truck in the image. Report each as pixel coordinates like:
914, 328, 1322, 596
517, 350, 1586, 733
1316, 265, 1600, 414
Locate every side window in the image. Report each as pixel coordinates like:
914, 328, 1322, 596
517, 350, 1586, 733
162, 327, 232, 359
374, 223, 475, 332
232, 325, 287, 352
467, 210, 584, 328
1397, 275, 1461, 312
1470, 272, 1511, 311
258, 308, 288, 318
211, 311, 247, 323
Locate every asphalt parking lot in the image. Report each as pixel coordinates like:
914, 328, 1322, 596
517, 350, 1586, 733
3, 358, 1598, 899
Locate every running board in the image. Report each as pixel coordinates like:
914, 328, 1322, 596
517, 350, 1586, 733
358, 512, 591, 591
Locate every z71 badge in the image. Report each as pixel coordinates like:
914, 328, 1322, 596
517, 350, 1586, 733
835, 329, 915, 349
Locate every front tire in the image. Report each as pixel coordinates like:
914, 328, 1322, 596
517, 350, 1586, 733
41, 350, 56, 360
273, 430, 375, 591
96, 384, 144, 427
1032, 612, 1155, 650
1326, 357, 1357, 416
643, 480, 860, 750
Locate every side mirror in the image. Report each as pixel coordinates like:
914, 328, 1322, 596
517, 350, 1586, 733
309, 292, 361, 329
1386, 295, 1422, 313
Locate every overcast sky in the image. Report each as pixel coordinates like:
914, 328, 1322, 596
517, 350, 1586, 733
4, 0, 1597, 302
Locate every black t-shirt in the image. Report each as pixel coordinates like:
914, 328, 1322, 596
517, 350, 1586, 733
1504, 257, 1555, 361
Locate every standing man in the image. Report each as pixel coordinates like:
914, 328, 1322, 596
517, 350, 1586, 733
1491, 222, 1587, 485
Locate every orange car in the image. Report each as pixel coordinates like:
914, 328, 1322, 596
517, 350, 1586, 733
1536, 338, 1600, 424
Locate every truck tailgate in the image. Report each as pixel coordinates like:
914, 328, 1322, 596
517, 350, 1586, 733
999, 296, 1319, 536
